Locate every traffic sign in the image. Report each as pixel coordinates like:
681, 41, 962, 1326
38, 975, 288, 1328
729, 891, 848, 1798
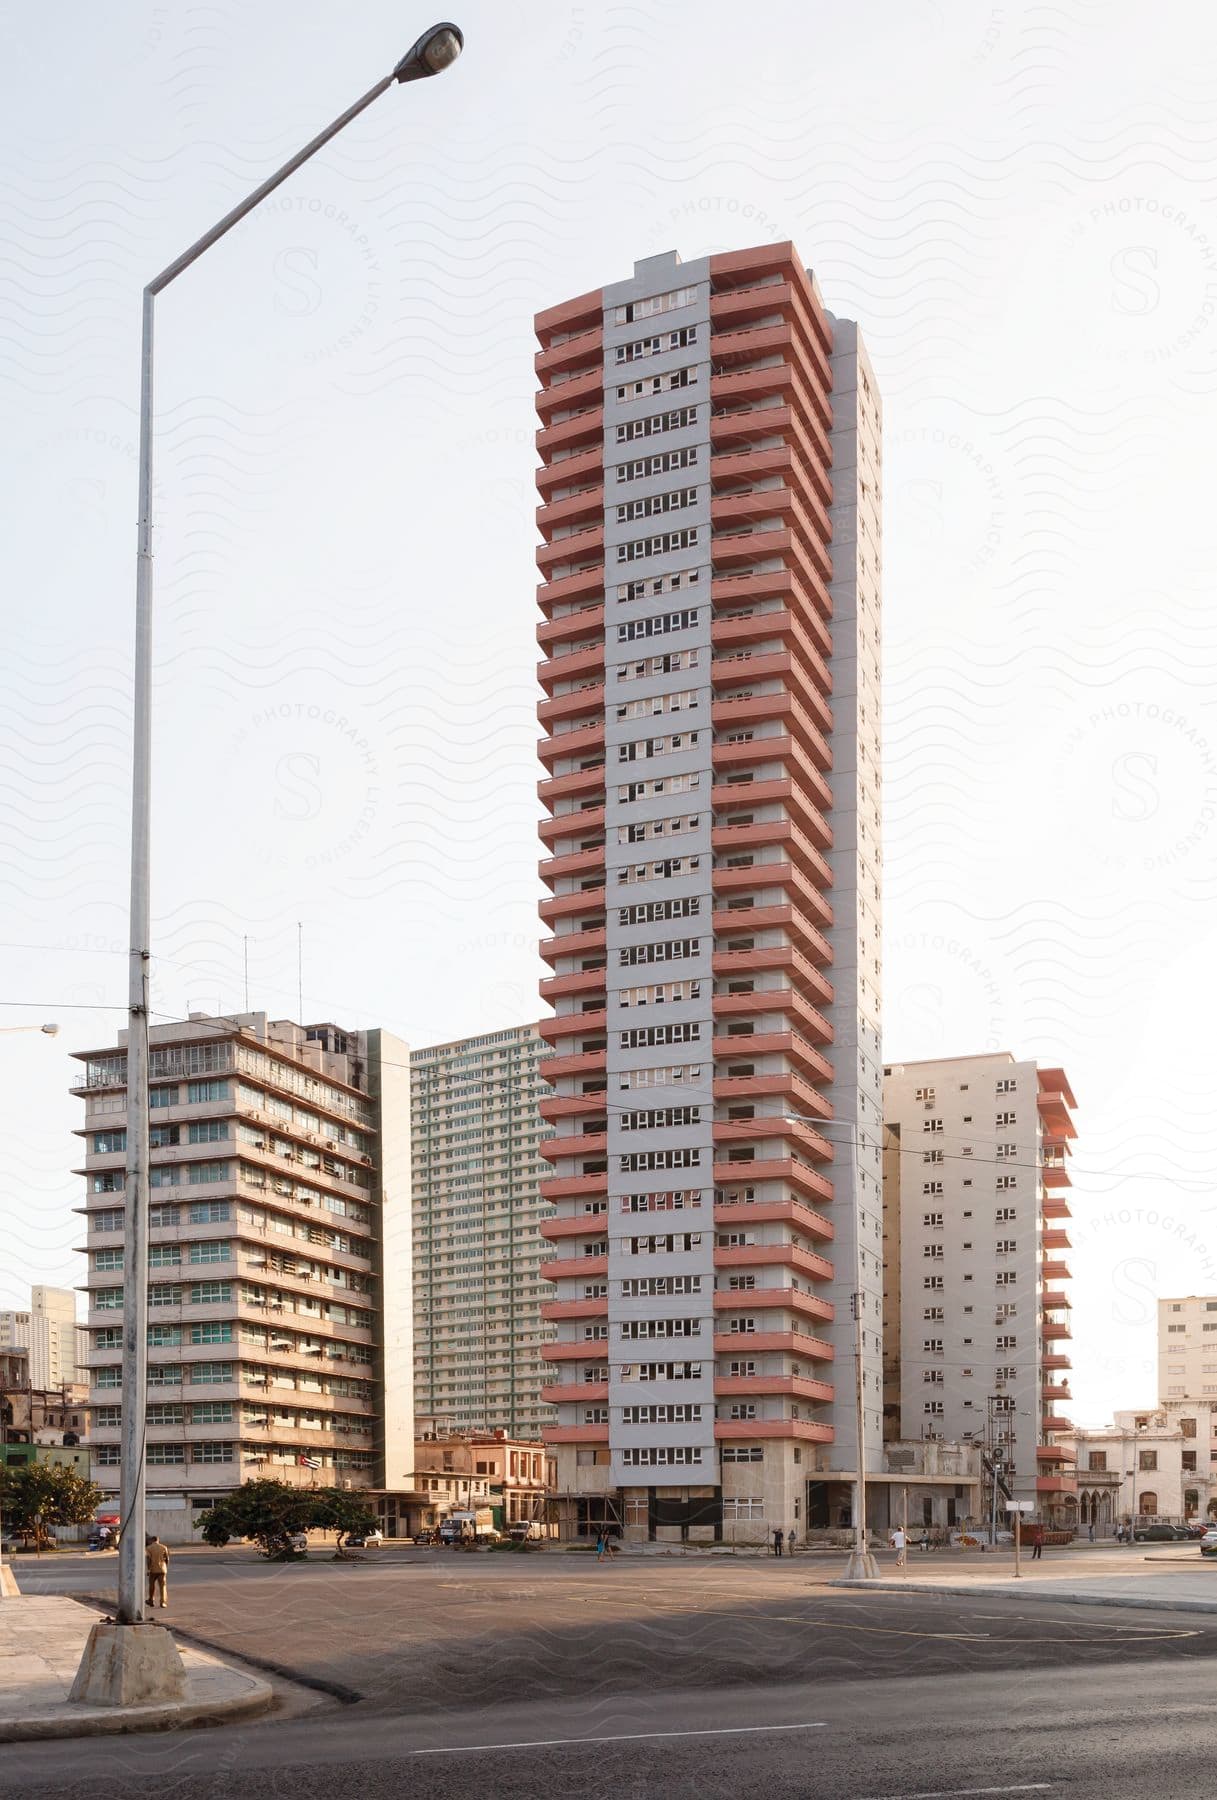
1006, 1501, 1034, 1513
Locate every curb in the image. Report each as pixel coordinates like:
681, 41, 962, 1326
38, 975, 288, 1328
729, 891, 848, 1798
830, 1577, 1217, 1616
0, 1669, 273, 1743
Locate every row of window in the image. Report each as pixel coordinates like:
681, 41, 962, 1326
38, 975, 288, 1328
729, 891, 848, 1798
617, 525, 700, 564
616, 606, 700, 644
96, 1442, 234, 1466
616, 484, 698, 523
616, 648, 698, 681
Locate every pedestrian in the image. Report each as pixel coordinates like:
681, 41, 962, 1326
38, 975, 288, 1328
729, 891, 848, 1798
889, 1525, 907, 1568
1088, 1523, 1095, 1544
786, 1525, 797, 1555
145, 1534, 170, 1609
1030, 1523, 1044, 1561
919, 1531, 931, 1552
773, 1526, 784, 1558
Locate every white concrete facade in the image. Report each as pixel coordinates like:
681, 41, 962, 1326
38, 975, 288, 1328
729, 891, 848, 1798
1069, 1402, 1217, 1526
883, 1054, 1078, 1519
0, 1288, 86, 1389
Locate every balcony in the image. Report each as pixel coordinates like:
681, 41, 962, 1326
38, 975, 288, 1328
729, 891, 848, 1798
713, 731, 832, 815
711, 1028, 832, 1087
538, 1215, 610, 1242
538, 845, 605, 888
535, 364, 603, 422
540, 1381, 609, 1405
712, 1328, 832, 1360
537, 1047, 607, 1081
711, 569, 831, 656
713, 1373, 834, 1404
540, 1129, 607, 1163
537, 602, 605, 653
542, 1341, 608, 1363
1035, 1474, 1078, 1496
713, 1072, 832, 1121
541, 1297, 608, 1322
539, 885, 605, 925
537, 968, 606, 1005
540, 1254, 608, 1282
535, 442, 603, 498
711, 691, 831, 771
537, 721, 605, 768
539, 925, 606, 965
712, 986, 832, 1044
713, 1194, 832, 1240
539, 805, 605, 847
712, 1154, 833, 1208
546, 1423, 610, 1444
537, 642, 605, 694
539, 1171, 607, 1202
535, 405, 604, 461
714, 1418, 834, 1444
714, 1242, 834, 1283
535, 324, 603, 379
539, 1009, 606, 1044
1041, 1261, 1071, 1284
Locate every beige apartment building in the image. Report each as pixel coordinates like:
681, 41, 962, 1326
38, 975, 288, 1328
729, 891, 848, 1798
411, 1026, 554, 1439
74, 1013, 414, 1538
1158, 1295, 1217, 1401
0, 1286, 88, 1388
883, 1054, 1078, 1523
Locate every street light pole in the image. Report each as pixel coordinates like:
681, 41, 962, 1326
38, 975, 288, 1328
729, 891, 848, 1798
72, 24, 464, 1704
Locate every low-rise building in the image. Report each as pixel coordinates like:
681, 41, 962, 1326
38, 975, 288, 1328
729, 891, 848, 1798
1070, 1403, 1217, 1529
412, 1419, 554, 1535
0, 1351, 91, 1481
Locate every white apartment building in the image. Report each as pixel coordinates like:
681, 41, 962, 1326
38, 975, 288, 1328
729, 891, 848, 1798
0, 1286, 87, 1388
883, 1054, 1077, 1522
1158, 1295, 1217, 1401
74, 1013, 414, 1538
411, 1025, 554, 1439
535, 243, 884, 1543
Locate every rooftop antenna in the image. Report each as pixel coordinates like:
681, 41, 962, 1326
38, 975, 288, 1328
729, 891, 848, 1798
297, 921, 303, 1023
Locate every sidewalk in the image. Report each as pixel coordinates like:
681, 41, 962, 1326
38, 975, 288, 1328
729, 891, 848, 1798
833, 1551, 1217, 1615
0, 1593, 273, 1741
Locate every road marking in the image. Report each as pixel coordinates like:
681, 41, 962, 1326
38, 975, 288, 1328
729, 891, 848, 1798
412, 1722, 826, 1756
858, 1786, 1055, 1799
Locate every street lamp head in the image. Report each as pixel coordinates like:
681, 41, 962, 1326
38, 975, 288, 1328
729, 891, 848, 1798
393, 22, 463, 83
40, 1023, 59, 1036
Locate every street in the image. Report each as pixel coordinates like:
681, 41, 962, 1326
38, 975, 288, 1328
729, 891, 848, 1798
4, 1547, 1217, 1795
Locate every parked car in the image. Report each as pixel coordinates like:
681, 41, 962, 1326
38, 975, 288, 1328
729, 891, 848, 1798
1199, 1529, 1217, 1557
1132, 1524, 1184, 1542
288, 1531, 309, 1553
0, 1535, 18, 1556
1184, 1523, 1208, 1538
343, 1528, 384, 1549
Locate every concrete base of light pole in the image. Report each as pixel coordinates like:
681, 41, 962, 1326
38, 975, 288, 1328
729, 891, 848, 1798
69, 1621, 186, 1707
843, 1548, 880, 1579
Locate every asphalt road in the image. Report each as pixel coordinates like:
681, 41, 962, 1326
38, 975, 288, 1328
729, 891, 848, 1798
6, 1550, 1217, 1797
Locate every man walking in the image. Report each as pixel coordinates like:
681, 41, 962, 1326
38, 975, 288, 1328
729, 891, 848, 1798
1030, 1523, 1045, 1561
145, 1534, 170, 1609
773, 1526, 784, 1558
890, 1524, 906, 1568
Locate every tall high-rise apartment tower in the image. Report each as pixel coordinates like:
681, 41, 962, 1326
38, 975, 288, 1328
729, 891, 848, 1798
74, 1014, 414, 1534
883, 1055, 1077, 1521
1159, 1296, 1217, 1402
412, 1024, 554, 1438
535, 245, 883, 1541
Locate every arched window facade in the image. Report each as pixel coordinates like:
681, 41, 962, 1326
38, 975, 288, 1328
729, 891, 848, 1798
1138, 1491, 1158, 1516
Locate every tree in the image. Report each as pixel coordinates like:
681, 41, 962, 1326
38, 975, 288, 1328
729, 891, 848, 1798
1, 1461, 103, 1548
197, 1480, 377, 1559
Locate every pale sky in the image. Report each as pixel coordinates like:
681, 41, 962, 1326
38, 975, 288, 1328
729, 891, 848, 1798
4, 0, 1217, 1426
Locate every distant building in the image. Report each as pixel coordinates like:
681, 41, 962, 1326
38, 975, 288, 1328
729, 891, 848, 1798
1158, 1295, 1217, 1402
1070, 1402, 1217, 1529
74, 1012, 414, 1539
0, 1348, 90, 1473
0, 1286, 87, 1388
883, 1054, 1078, 1523
411, 1025, 554, 1438
412, 1418, 555, 1536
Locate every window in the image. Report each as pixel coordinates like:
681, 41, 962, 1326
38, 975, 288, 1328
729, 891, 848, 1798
915, 1087, 936, 1104
189, 1362, 233, 1384
188, 1161, 229, 1185
93, 1130, 127, 1154
189, 1200, 231, 1224
1087, 1452, 1107, 1472
922, 1118, 943, 1135
93, 1248, 123, 1271
1139, 1449, 1158, 1471
923, 1401, 944, 1415
617, 525, 700, 564
618, 607, 701, 645
148, 1245, 181, 1268
923, 1245, 944, 1261
147, 1364, 182, 1386
192, 1442, 234, 1463
150, 1085, 178, 1108
188, 1120, 230, 1143
147, 1324, 181, 1346
1182, 1417, 1198, 1438
189, 1241, 232, 1263
996, 1078, 1017, 1094
145, 1403, 183, 1425
147, 1444, 185, 1465
189, 1281, 232, 1305
621, 1446, 703, 1467
190, 1321, 232, 1345
187, 1080, 229, 1104
721, 1446, 764, 1463
96, 1444, 121, 1466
